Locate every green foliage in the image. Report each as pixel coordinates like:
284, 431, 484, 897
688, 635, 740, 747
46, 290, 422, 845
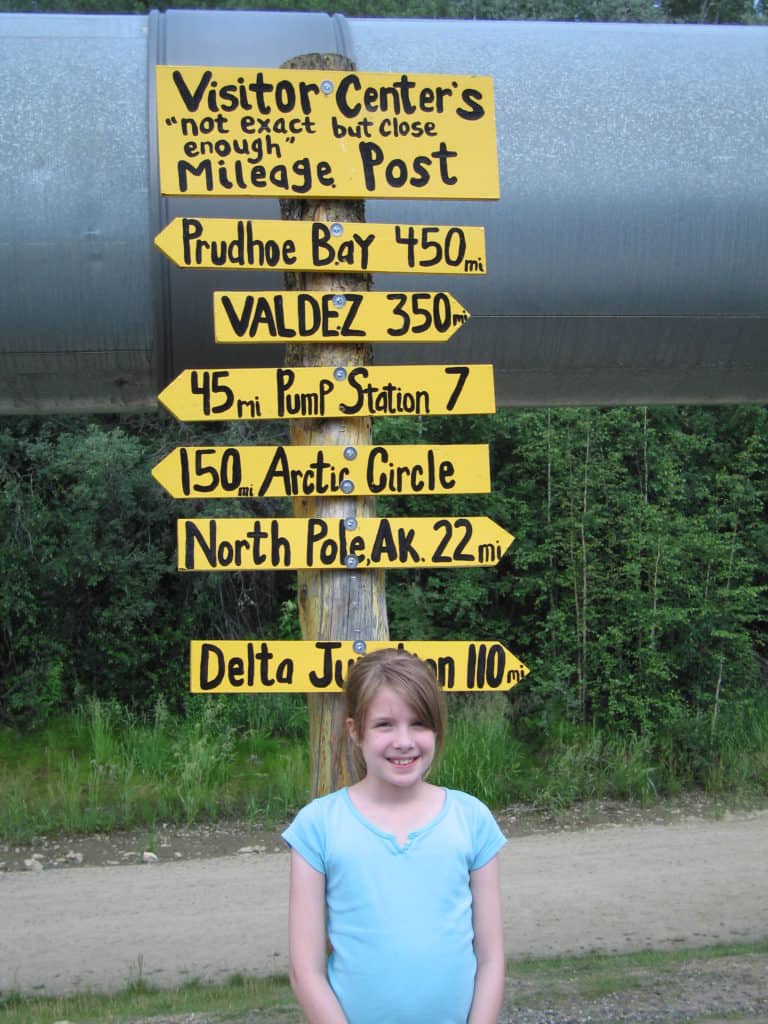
433, 695, 525, 805
379, 406, 767, 744
1, 405, 766, 798
0, 415, 296, 725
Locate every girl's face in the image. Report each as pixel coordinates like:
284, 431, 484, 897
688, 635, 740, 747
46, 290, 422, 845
348, 684, 436, 791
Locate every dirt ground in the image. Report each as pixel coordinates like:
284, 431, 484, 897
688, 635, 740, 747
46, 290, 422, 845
1, 796, 767, 1022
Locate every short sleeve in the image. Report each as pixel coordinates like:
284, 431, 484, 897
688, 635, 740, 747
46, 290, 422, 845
465, 793, 507, 871
281, 798, 327, 874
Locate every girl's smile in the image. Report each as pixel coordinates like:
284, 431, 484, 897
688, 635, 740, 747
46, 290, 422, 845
348, 685, 436, 789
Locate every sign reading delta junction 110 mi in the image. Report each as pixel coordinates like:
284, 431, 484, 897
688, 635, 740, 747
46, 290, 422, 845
156, 67, 499, 199
191, 640, 529, 693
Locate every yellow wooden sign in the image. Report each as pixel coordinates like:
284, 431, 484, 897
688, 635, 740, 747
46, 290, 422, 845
157, 365, 496, 422
190, 640, 529, 693
152, 443, 491, 499
156, 66, 499, 200
154, 218, 487, 275
214, 290, 470, 344
178, 515, 514, 571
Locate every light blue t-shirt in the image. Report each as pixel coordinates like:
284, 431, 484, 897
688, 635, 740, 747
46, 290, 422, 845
282, 787, 506, 1024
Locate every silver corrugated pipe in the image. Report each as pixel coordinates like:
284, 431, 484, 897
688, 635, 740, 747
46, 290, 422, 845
1, 11, 766, 413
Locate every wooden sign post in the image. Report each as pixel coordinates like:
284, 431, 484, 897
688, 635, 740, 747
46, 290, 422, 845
153, 51, 528, 801
279, 53, 381, 795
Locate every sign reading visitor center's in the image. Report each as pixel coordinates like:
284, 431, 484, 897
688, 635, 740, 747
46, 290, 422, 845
156, 67, 499, 199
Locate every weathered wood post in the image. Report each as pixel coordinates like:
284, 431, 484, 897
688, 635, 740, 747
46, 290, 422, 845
281, 53, 388, 797
152, 56, 529, 804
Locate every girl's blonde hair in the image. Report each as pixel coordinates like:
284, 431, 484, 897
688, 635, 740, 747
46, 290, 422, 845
344, 648, 447, 777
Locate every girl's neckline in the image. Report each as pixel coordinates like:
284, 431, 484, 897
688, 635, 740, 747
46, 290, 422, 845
343, 786, 449, 851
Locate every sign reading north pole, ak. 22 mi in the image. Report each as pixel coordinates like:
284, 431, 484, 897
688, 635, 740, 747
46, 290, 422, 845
213, 290, 470, 344
191, 640, 529, 693
177, 516, 514, 571
154, 219, 487, 275
156, 67, 499, 199
158, 365, 496, 422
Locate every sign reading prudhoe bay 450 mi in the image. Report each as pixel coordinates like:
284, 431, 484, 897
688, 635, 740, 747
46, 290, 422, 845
156, 67, 499, 199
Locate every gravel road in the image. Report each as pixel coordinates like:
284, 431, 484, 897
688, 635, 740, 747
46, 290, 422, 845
1, 803, 767, 1021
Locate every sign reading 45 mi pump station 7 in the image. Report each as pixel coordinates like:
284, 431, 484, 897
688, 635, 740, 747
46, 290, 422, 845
155, 67, 499, 199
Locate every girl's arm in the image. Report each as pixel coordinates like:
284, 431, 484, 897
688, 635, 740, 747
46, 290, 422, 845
288, 849, 349, 1024
467, 854, 506, 1024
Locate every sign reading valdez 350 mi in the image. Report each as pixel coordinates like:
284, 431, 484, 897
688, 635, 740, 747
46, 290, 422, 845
214, 291, 470, 344
191, 640, 529, 693
156, 67, 498, 199
151, 444, 491, 498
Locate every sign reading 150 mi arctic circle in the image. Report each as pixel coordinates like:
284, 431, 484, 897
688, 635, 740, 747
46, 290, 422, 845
190, 640, 529, 693
154, 219, 487, 274
156, 67, 498, 199
178, 516, 514, 571
158, 365, 496, 421
151, 443, 491, 498
214, 291, 469, 343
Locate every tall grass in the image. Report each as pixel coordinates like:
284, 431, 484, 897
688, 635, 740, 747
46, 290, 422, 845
434, 695, 525, 806
0, 696, 311, 842
1, 693, 766, 842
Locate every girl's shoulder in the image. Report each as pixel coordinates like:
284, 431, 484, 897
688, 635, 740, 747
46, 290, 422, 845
444, 787, 494, 817
281, 788, 351, 870
444, 789, 506, 865
291, 786, 348, 825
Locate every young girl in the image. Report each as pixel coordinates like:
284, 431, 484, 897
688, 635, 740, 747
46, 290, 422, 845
282, 648, 506, 1024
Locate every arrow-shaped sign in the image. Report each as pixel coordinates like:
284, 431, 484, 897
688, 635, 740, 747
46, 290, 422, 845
190, 639, 529, 693
152, 444, 491, 499
177, 516, 514, 571
155, 218, 487, 275
213, 291, 470, 344
157, 365, 495, 422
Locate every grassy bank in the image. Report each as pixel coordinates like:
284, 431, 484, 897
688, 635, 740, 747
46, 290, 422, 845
2, 942, 768, 1024
1, 694, 767, 843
